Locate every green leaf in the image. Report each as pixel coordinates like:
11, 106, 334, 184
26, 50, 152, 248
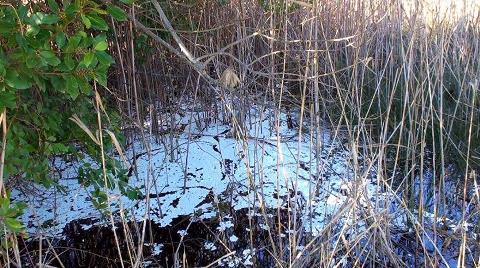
66, 36, 82, 52
93, 33, 107, 44
81, 52, 95, 67
94, 41, 108, 51
107, 5, 127, 21
65, 75, 78, 88
30, 12, 45, 24
13, 202, 27, 216
17, 6, 28, 21
40, 50, 56, 59
47, 57, 61, 66
47, 0, 60, 13
65, 2, 79, 18
26, 55, 41, 68
65, 75, 79, 99
0, 20, 17, 34
64, 56, 76, 71
4, 218, 23, 232
95, 51, 115, 65
50, 76, 65, 90
31, 12, 59, 25
91, 8, 108, 15
43, 14, 59, 24
120, 0, 134, 4
56, 32, 66, 48
51, 143, 69, 153
15, 34, 27, 49
33, 76, 46, 91
0, 197, 9, 210
78, 78, 92, 94
0, 62, 5, 76
5, 70, 31, 90
81, 14, 91, 29
126, 188, 140, 200
94, 71, 107, 87
0, 91, 16, 109
40, 51, 61, 66
86, 14, 109, 31
25, 25, 40, 37
77, 31, 87, 39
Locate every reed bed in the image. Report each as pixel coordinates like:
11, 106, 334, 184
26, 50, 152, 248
105, 0, 480, 266
11, 0, 480, 267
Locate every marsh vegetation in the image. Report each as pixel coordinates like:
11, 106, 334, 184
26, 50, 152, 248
1, 0, 480, 267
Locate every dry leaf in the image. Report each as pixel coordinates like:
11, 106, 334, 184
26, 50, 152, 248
70, 114, 100, 145
106, 129, 130, 167
219, 68, 240, 89
0, 111, 4, 128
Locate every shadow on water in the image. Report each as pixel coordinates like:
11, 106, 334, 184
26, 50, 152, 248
19, 204, 304, 267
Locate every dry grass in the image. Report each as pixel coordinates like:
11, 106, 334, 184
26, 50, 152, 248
8, 0, 480, 267
102, 0, 480, 266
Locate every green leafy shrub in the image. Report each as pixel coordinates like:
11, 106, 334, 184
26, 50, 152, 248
0, 0, 138, 240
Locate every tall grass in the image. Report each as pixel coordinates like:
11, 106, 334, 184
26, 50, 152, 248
104, 0, 480, 266
15, 0, 479, 266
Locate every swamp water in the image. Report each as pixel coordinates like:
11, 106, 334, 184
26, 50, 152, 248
12, 106, 479, 267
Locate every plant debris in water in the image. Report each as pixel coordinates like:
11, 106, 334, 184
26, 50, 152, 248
13, 107, 480, 267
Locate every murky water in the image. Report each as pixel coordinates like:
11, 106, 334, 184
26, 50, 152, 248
20, 204, 305, 267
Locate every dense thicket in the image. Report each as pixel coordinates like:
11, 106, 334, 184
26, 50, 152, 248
1, 0, 479, 266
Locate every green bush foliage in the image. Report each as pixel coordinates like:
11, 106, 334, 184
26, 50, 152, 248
0, 0, 139, 237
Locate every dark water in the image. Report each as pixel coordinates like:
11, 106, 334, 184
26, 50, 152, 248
19, 204, 303, 267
